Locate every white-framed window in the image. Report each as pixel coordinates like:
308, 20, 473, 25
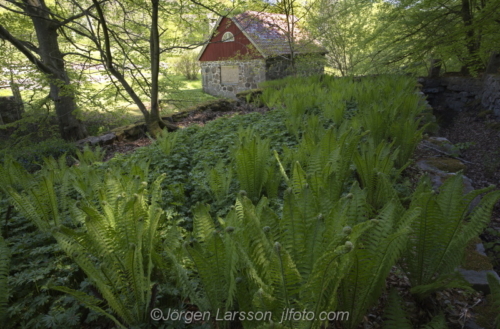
222, 32, 234, 42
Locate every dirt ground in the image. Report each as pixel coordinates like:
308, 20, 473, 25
102, 103, 269, 161
438, 107, 500, 274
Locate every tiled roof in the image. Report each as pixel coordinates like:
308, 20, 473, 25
232, 11, 327, 58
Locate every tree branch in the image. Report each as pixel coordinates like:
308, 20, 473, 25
0, 24, 53, 75
53, 0, 109, 28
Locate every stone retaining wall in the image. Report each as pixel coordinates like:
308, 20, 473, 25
481, 75, 500, 116
419, 74, 500, 116
0, 96, 23, 124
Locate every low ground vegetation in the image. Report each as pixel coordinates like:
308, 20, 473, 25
0, 75, 499, 329
0, 74, 213, 170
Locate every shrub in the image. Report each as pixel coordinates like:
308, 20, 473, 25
174, 52, 199, 81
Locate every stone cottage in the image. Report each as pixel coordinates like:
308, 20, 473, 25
197, 11, 327, 98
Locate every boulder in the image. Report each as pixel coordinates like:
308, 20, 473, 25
111, 122, 147, 140
235, 88, 263, 104
419, 157, 466, 173
0, 96, 23, 124
464, 319, 485, 329
457, 268, 500, 295
416, 157, 477, 209
424, 136, 456, 155
458, 238, 499, 295
76, 132, 117, 147
162, 99, 236, 122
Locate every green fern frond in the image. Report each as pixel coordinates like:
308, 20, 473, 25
193, 203, 216, 241
154, 129, 178, 155
487, 272, 500, 329
420, 313, 448, 329
49, 285, 125, 328
234, 133, 271, 202
410, 272, 472, 300
382, 289, 413, 329
405, 174, 500, 292
185, 234, 228, 311
339, 202, 418, 329
74, 145, 105, 166
0, 156, 32, 192
0, 228, 9, 325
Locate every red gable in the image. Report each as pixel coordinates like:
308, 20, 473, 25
199, 17, 264, 61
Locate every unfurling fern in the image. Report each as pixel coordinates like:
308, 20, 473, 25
0, 225, 9, 325
338, 197, 420, 329
189, 177, 372, 328
404, 173, 500, 298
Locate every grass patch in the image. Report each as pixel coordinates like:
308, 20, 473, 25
0, 89, 12, 97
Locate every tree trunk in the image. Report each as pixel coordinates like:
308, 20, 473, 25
92, 0, 176, 138
9, 71, 24, 116
149, 0, 163, 138
23, 0, 87, 140
428, 58, 442, 78
460, 0, 483, 74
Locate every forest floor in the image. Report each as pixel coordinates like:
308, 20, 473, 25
102, 102, 270, 161
438, 107, 500, 274
99, 98, 500, 329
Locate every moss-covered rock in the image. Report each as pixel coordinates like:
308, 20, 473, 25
235, 88, 263, 104
425, 136, 456, 154
162, 99, 236, 122
422, 157, 466, 173
111, 122, 147, 140
463, 237, 493, 272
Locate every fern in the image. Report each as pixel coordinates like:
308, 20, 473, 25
383, 289, 448, 329
234, 129, 271, 202
188, 181, 373, 328
206, 160, 233, 202
383, 289, 413, 329
184, 204, 240, 325
0, 225, 9, 325
354, 140, 400, 211
382, 289, 448, 329
487, 272, 500, 329
3, 154, 170, 327
339, 198, 419, 329
154, 129, 178, 156
73, 145, 105, 166
404, 173, 500, 298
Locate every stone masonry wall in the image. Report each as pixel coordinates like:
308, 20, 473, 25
265, 55, 326, 81
420, 74, 500, 116
0, 96, 23, 124
201, 59, 266, 99
481, 75, 500, 116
